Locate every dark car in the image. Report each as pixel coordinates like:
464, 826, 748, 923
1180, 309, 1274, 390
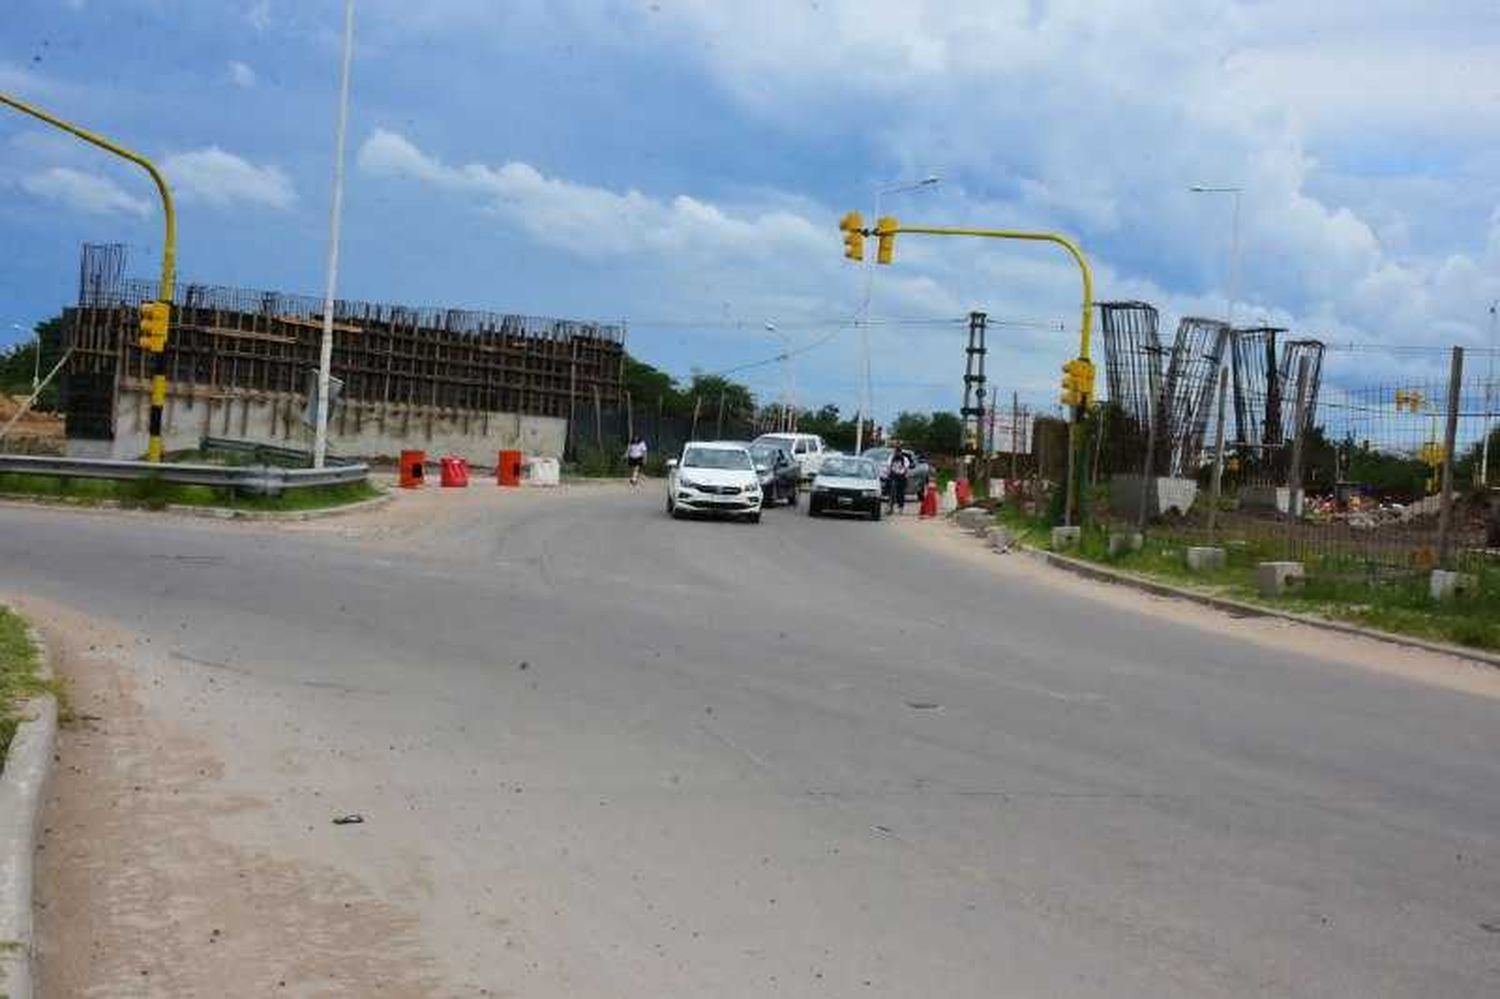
747, 441, 801, 506
860, 447, 932, 499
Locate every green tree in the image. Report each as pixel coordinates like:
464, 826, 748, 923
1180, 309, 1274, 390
926, 411, 963, 456
890, 411, 931, 448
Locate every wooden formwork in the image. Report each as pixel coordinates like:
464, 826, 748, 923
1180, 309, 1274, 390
61, 278, 625, 440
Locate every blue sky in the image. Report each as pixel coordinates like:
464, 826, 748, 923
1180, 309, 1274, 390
2, 0, 1498, 420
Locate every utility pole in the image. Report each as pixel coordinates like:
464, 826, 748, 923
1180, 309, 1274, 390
313, 0, 356, 469
1286, 356, 1312, 554
1207, 365, 1229, 536
1437, 346, 1465, 567
1482, 301, 1497, 487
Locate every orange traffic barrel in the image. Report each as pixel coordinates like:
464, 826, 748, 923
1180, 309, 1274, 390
497, 449, 523, 487
399, 449, 426, 489
440, 456, 470, 488
955, 478, 973, 507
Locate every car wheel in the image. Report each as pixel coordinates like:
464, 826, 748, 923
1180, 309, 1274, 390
870, 504, 882, 521
807, 499, 819, 517
787, 485, 798, 508
747, 512, 761, 524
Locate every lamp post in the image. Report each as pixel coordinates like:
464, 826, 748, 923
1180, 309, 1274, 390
313, 0, 356, 469
856, 175, 940, 453
1190, 185, 1243, 514
1483, 300, 1498, 487
9, 323, 36, 395
765, 320, 793, 431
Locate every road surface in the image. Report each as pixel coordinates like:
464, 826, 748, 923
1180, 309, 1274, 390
2, 484, 1498, 997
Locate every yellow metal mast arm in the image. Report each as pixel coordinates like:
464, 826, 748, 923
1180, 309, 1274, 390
885, 224, 1093, 360
0, 91, 176, 301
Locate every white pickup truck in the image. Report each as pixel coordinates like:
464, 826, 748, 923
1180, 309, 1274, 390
751, 432, 828, 481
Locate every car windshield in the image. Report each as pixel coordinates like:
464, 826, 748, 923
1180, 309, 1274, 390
861, 448, 893, 463
682, 447, 753, 470
819, 457, 876, 479
749, 446, 781, 464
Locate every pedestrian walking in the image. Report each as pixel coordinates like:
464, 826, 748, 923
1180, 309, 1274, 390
625, 436, 648, 487
887, 445, 911, 513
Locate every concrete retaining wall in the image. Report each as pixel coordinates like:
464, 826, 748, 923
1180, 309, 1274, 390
69, 381, 568, 464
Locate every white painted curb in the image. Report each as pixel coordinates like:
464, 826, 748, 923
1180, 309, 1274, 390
0, 614, 56, 999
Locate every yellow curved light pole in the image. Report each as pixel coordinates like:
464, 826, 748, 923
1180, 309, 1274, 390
854, 219, 1096, 523
0, 92, 177, 461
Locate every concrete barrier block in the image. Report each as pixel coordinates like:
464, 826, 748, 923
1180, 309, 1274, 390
1256, 561, 1305, 597
989, 525, 1014, 552
1108, 531, 1143, 556
1051, 526, 1081, 550
1185, 546, 1226, 572
955, 507, 991, 533
1430, 569, 1476, 601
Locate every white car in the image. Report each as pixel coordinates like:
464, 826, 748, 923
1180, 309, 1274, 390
806, 455, 884, 520
751, 432, 828, 481
666, 441, 763, 523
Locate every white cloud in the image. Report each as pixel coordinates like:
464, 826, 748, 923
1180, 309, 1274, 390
227, 60, 256, 88
160, 147, 295, 209
246, 0, 272, 32
357, 129, 826, 262
20, 167, 149, 217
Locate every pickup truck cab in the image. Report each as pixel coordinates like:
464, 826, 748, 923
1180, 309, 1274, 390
751, 432, 827, 481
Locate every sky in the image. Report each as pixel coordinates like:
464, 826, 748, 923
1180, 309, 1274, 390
2, 0, 1498, 421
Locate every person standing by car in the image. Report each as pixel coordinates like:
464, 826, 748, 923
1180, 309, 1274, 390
625, 436, 648, 487
886, 445, 911, 513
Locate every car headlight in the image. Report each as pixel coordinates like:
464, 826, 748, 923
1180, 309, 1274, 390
679, 477, 701, 490
861, 488, 880, 497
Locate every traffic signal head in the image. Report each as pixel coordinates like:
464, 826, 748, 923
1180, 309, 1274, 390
1059, 357, 1095, 408
875, 216, 898, 265
138, 300, 170, 352
839, 210, 866, 262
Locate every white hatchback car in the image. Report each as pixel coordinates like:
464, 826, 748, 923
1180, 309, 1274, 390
666, 441, 763, 523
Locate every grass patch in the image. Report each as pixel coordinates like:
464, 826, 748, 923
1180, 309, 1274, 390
0, 473, 381, 513
999, 500, 1500, 652
1, 606, 58, 766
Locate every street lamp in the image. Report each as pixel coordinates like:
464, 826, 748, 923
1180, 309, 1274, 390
765, 320, 794, 432
1188, 185, 1243, 329
856, 175, 941, 452
9, 323, 37, 395
313, 0, 356, 469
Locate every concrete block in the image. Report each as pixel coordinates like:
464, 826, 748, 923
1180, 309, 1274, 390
1051, 525, 1081, 550
1107, 531, 1143, 556
1429, 569, 1476, 601
1185, 546, 1227, 572
1238, 485, 1305, 517
1255, 561, 1305, 597
989, 525, 1014, 552
1109, 474, 1199, 521
955, 507, 991, 533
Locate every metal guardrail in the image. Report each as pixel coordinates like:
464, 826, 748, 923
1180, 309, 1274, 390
0, 453, 368, 496
200, 436, 359, 467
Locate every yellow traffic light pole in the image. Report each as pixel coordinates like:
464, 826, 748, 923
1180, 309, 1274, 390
843, 214, 1096, 523
1, 91, 176, 461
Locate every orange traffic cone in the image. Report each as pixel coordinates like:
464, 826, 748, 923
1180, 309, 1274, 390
920, 481, 939, 518
955, 478, 972, 507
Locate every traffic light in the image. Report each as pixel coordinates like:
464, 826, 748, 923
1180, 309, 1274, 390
138, 300, 170, 352
875, 215, 898, 265
1060, 357, 1095, 408
839, 211, 865, 262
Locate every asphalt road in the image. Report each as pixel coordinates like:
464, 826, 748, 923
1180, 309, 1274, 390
3, 484, 1499, 997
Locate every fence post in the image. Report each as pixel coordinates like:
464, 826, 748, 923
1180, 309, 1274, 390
1207, 364, 1229, 537
1285, 355, 1311, 554
690, 395, 701, 440
567, 348, 578, 460
715, 389, 726, 439
625, 390, 634, 444
592, 384, 603, 451
1135, 397, 1158, 531
1437, 345, 1465, 567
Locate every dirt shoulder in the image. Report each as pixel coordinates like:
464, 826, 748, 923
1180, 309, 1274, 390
891, 516, 1500, 702
11, 595, 444, 998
